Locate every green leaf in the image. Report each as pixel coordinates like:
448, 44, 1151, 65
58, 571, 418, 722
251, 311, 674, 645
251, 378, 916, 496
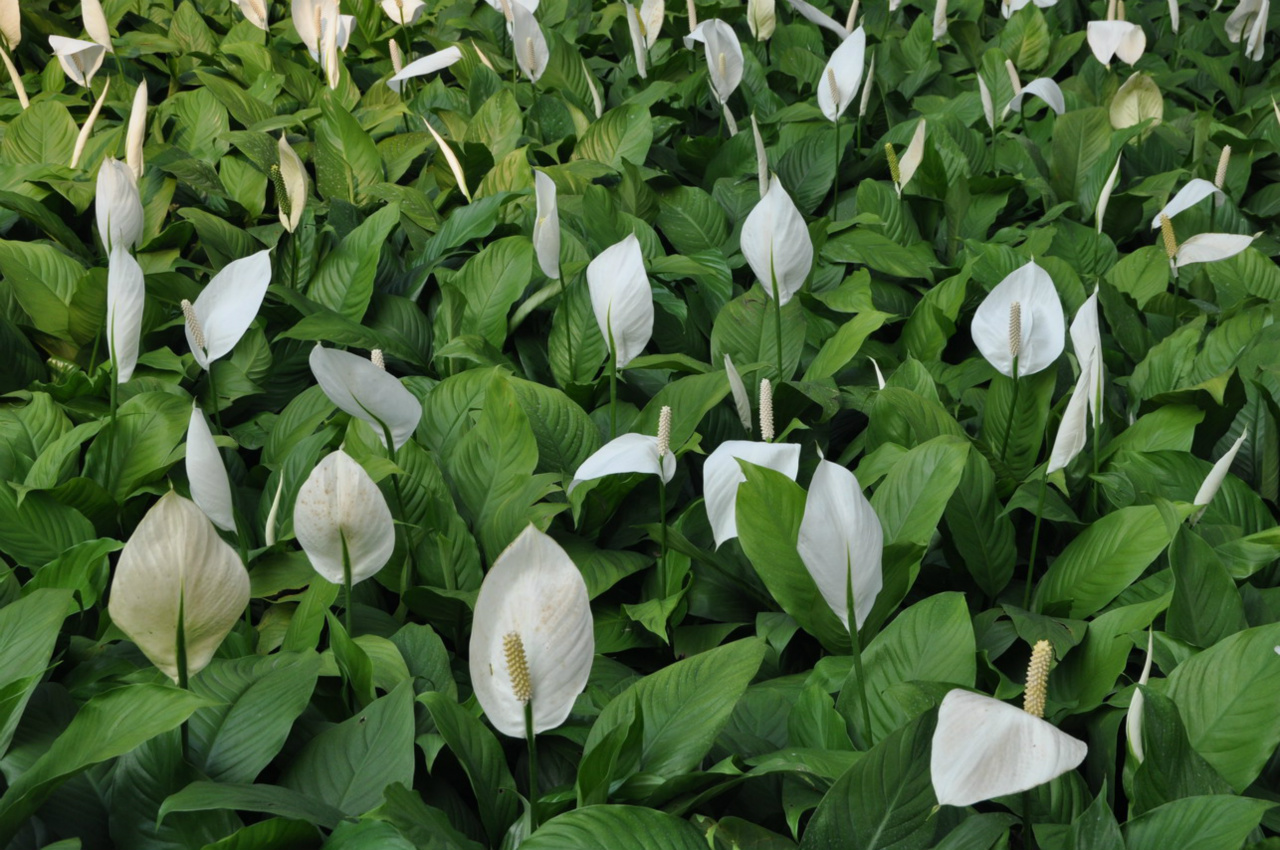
510, 376, 601, 480
522, 805, 707, 850
418, 691, 519, 843
1164, 622, 1280, 791
188, 651, 322, 784
574, 104, 654, 168
198, 818, 321, 850
0, 684, 210, 844
776, 125, 837, 214
0, 101, 78, 167
442, 236, 534, 349
1034, 505, 1182, 618
1130, 691, 1233, 816
656, 186, 729, 254
944, 450, 1017, 596
710, 288, 806, 382
822, 230, 937, 281
1065, 790, 1123, 850
0, 589, 73, 756
803, 312, 892, 383
798, 711, 939, 850
465, 88, 523, 160
736, 464, 851, 654
0, 485, 95, 568
980, 369, 1054, 482
1050, 595, 1167, 714
870, 435, 970, 548
1049, 108, 1113, 211
308, 203, 401, 321
0, 238, 86, 340
1166, 528, 1246, 648
583, 638, 766, 783
315, 92, 385, 204
1123, 796, 1273, 850
160, 781, 347, 830
281, 680, 416, 815
83, 391, 190, 502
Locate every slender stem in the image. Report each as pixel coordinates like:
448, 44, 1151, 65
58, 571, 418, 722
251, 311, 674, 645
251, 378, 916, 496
770, 270, 784, 381
379, 421, 417, 604
998, 359, 1020, 464
89, 328, 103, 372
106, 367, 119, 495
846, 552, 872, 749
831, 118, 840, 217
206, 365, 224, 435
341, 531, 353, 637
291, 229, 301, 289
657, 476, 668, 594
1023, 791, 1035, 850
176, 592, 190, 759
560, 266, 573, 373
1089, 393, 1102, 519
1023, 470, 1048, 612
524, 699, 540, 831
607, 322, 618, 440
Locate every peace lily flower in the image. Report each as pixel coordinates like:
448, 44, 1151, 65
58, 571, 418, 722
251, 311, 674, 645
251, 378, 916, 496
1157, 214, 1257, 271
1190, 429, 1248, 524
1226, 0, 1267, 61
1007, 78, 1066, 116
235, 0, 269, 30
751, 114, 768, 197
972, 261, 1065, 378
932, 0, 947, 40
626, 2, 648, 78
685, 20, 743, 109
640, 0, 663, 46
568, 415, 677, 492
126, 79, 147, 179
469, 524, 594, 737
381, 0, 425, 25
181, 250, 273, 371
1086, 20, 1145, 67
1, 0, 20, 49
309, 344, 423, 450
784, 0, 850, 38
1214, 146, 1231, 204
817, 27, 866, 123
704, 380, 801, 547
48, 35, 105, 87
978, 74, 994, 131
71, 77, 110, 168
81, 0, 112, 51
741, 176, 813, 306
724, 354, 753, 433
108, 492, 251, 683
1047, 289, 1101, 474
96, 158, 143, 254
931, 683, 1087, 804
294, 450, 394, 615
1095, 153, 1121, 233
423, 118, 472, 202
797, 460, 883, 632
1126, 630, 1154, 762
886, 119, 925, 198
1149, 178, 1222, 227
106, 246, 143, 384
1001, 0, 1057, 18
587, 233, 653, 369
275, 133, 307, 233
532, 169, 560, 279
748, 0, 775, 40
859, 52, 875, 118
0, 44, 26, 109
511, 1, 549, 83
186, 403, 236, 533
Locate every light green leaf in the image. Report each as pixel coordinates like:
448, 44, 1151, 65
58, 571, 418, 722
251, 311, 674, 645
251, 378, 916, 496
309, 203, 401, 322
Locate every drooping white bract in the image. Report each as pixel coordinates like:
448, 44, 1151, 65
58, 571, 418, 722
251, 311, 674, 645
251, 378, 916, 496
381, 0, 425, 25
932, 0, 947, 40
511, 1, 549, 83
797, 460, 883, 631
587, 233, 653, 369
751, 114, 769, 197
784, 0, 850, 37
1, 0, 21, 48
626, 2, 648, 78
641, 0, 664, 46
293, 450, 395, 585
106, 246, 144, 384
931, 689, 1088, 807
388, 46, 462, 91
309, 344, 423, 450
186, 403, 236, 533
1086, 20, 1146, 66
978, 74, 994, 130
1191, 429, 1248, 523
235, 0, 269, 29
1150, 178, 1222, 228
704, 440, 800, 547
184, 250, 273, 370
972, 261, 1065, 378
82, 0, 113, 51
685, 20, 743, 106
1126, 630, 1154, 762
817, 27, 866, 122
424, 118, 472, 202
747, 0, 775, 39
1046, 290, 1102, 474
469, 525, 594, 737
278, 133, 307, 233
1226, 0, 1268, 61
1007, 77, 1066, 115
532, 170, 561, 279
895, 119, 926, 197
95, 158, 143, 253
1175, 233, 1257, 268
49, 35, 105, 87
1096, 154, 1121, 234
126, 79, 148, 179
741, 176, 813, 306
569, 432, 676, 492
724, 354, 753, 434
71, 77, 110, 169
108, 492, 250, 682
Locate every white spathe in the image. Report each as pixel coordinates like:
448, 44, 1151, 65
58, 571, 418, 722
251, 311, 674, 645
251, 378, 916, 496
82, 0, 113, 50
626, 2, 648, 78
511, 1, 549, 82
1046, 290, 1101, 474
186, 403, 236, 533
741, 176, 813, 306
95, 157, 143, 253
469, 525, 594, 737
972, 261, 1065, 378
309, 344, 423, 450
1086, 20, 1146, 66
1175, 233, 1257, 268
388, 46, 462, 91
1126, 630, 1154, 762
126, 79, 148, 179
704, 440, 800, 547
751, 114, 769, 197
1007, 77, 1066, 116
784, 0, 850, 37
587, 233, 654, 369
1191, 429, 1248, 522
532, 170, 561, 279
106, 246, 144, 384
381, 0, 426, 25
278, 133, 307, 233
724, 354, 753, 434
108, 492, 250, 682
293, 450, 395, 585
569, 432, 676, 492
797, 460, 883, 631
685, 20, 742, 105
896, 119, 926, 197
235, 0, 269, 29
931, 689, 1088, 807
49, 35, 105, 87
817, 27, 866, 122
1096, 154, 1121, 234
184, 250, 273, 370
748, 0, 775, 39
1150, 178, 1223, 228
641, 0, 664, 46
1, 0, 20, 48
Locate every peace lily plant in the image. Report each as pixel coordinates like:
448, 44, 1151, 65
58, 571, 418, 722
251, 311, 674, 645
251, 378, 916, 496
741, 176, 813, 379
587, 232, 653, 437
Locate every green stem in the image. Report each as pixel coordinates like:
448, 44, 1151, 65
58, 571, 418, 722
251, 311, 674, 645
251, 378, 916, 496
607, 322, 618, 440
106, 367, 119, 496
341, 531, 353, 637
657, 475, 668, 594
525, 699, 540, 831
176, 592, 190, 759
998, 359, 1020, 464
845, 553, 872, 749
770, 270, 784, 381
380, 422, 416, 604
831, 118, 840, 217
206, 365, 224, 435
1023, 790, 1036, 850
1023, 470, 1048, 612
89, 328, 103, 372
234, 508, 253, 627
560, 267, 573, 372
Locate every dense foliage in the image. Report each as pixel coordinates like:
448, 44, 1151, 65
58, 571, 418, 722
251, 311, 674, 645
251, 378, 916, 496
0, 0, 1278, 846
